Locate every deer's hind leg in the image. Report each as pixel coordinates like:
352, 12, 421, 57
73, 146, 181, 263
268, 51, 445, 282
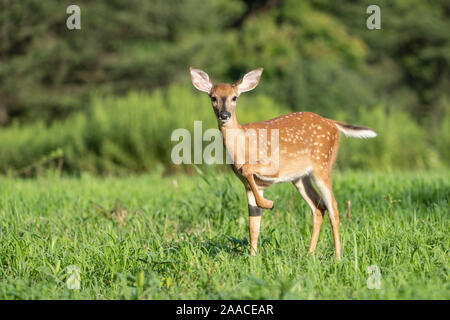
311, 172, 341, 260
293, 176, 327, 254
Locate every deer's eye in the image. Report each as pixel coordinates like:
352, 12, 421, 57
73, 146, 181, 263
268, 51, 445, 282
232, 96, 237, 102
211, 97, 217, 102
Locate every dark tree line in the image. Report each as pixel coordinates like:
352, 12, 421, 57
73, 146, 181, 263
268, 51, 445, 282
0, 0, 448, 125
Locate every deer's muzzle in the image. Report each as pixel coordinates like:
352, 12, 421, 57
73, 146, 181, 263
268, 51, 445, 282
218, 111, 231, 121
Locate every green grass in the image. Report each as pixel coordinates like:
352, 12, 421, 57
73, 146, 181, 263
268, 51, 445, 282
0, 170, 448, 299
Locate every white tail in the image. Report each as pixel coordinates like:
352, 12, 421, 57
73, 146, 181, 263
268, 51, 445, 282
335, 121, 377, 139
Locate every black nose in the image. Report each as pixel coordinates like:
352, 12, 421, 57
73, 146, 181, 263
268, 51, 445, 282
219, 111, 231, 121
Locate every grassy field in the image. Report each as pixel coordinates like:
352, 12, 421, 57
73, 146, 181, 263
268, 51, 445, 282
0, 170, 448, 299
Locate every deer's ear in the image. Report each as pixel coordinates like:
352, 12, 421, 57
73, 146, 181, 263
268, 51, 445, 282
235, 68, 263, 94
190, 67, 213, 93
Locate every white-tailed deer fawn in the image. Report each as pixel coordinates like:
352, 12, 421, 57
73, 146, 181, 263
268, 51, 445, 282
190, 67, 376, 259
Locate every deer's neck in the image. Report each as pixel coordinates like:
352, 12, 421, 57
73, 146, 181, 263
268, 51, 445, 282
219, 114, 243, 139
219, 115, 246, 166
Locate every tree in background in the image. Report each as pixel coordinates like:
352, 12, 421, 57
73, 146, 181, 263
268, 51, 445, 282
314, 0, 450, 119
0, 0, 449, 174
0, 0, 246, 123
1, 0, 448, 124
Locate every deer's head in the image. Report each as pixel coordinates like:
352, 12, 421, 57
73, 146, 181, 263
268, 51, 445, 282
190, 67, 263, 126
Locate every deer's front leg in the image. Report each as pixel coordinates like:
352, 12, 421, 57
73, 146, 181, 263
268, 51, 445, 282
241, 164, 274, 209
246, 188, 262, 256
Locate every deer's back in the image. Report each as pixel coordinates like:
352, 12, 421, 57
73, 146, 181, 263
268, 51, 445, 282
242, 112, 340, 180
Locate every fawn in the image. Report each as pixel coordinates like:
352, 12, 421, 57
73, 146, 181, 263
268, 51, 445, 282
190, 67, 376, 259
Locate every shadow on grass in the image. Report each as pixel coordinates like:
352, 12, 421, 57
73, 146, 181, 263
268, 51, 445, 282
163, 233, 277, 258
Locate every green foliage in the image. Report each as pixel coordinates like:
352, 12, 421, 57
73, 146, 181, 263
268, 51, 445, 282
1, 0, 447, 124
0, 171, 448, 299
0, 0, 449, 172
0, 0, 245, 122
0, 87, 448, 175
315, 0, 450, 116
435, 99, 450, 164
0, 86, 291, 175
226, 0, 373, 116
336, 105, 439, 170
